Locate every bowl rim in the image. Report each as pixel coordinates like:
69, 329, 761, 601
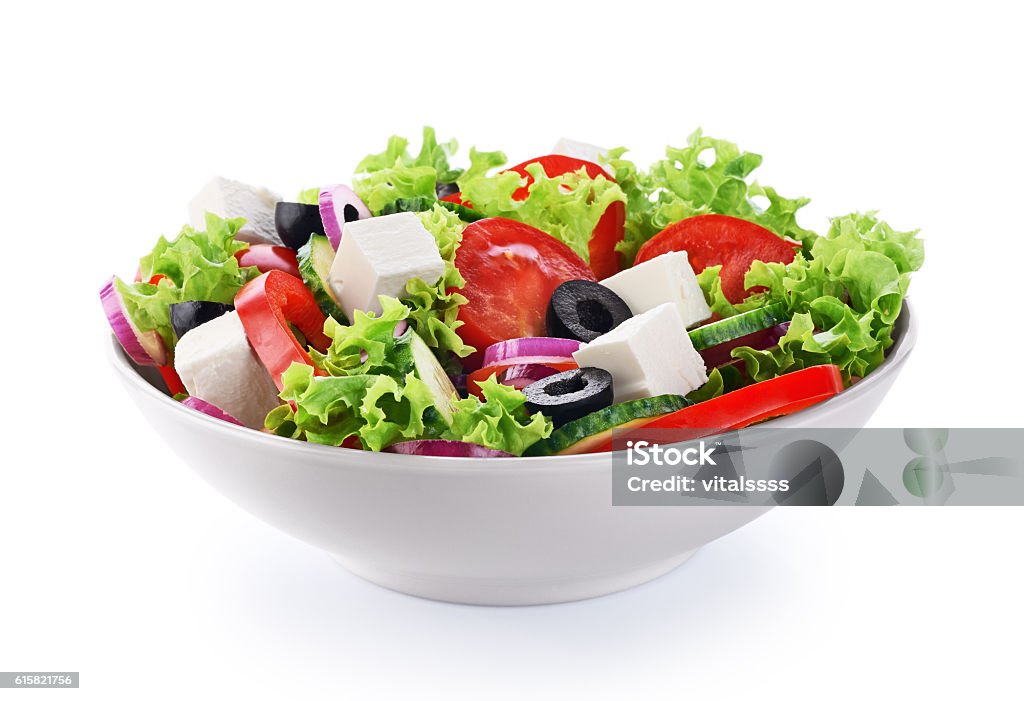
108, 301, 916, 474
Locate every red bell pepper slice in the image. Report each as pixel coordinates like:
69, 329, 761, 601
594, 365, 845, 453
235, 244, 301, 278
158, 365, 187, 396
235, 270, 331, 389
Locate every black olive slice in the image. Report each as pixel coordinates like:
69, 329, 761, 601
546, 280, 632, 343
170, 301, 234, 340
523, 367, 614, 428
274, 202, 326, 250
435, 181, 460, 199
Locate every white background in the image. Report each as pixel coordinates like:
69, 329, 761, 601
2, 1, 1022, 698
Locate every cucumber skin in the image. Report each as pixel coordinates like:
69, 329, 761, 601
524, 394, 689, 457
438, 200, 487, 222
297, 235, 348, 324
688, 303, 788, 351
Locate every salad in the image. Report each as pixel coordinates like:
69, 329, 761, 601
102, 128, 923, 458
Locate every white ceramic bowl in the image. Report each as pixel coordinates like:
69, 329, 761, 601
109, 304, 916, 605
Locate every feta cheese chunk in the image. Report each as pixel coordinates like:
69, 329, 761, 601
572, 303, 708, 402
188, 176, 282, 245
327, 212, 445, 319
551, 137, 609, 166
173, 311, 281, 429
600, 251, 711, 328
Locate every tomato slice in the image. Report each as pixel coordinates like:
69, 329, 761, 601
506, 155, 624, 279
235, 244, 301, 279
635, 214, 799, 304
505, 154, 612, 200
454, 218, 597, 363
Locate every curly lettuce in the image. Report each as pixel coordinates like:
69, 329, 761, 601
604, 129, 815, 264
353, 127, 461, 214
405, 205, 474, 361
456, 156, 626, 264
724, 212, 923, 381
114, 213, 258, 349
266, 363, 443, 451
310, 296, 413, 378
442, 376, 552, 454
273, 294, 550, 454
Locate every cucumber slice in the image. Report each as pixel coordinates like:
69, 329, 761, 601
408, 330, 459, 424
438, 199, 487, 223
687, 303, 788, 352
297, 235, 347, 323
524, 394, 689, 457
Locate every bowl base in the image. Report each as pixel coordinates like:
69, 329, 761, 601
333, 550, 699, 606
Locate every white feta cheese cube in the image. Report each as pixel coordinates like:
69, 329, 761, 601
551, 137, 609, 166
327, 212, 445, 319
173, 311, 281, 429
572, 303, 708, 402
600, 251, 711, 328
188, 176, 282, 245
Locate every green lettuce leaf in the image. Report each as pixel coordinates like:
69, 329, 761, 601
728, 212, 923, 381
115, 213, 259, 349
267, 360, 551, 455
310, 296, 412, 378
695, 265, 771, 318
353, 127, 461, 215
457, 160, 626, 264
297, 187, 320, 205
685, 364, 747, 403
442, 376, 552, 454
604, 130, 816, 264
404, 205, 474, 361
267, 363, 442, 450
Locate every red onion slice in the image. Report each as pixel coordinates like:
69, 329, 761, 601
319, 184, 371, 249
100, 276, 167, 366
384, 440, 513, 458
501, 363, 560, 390
181, 397, 244, 426
482, 337, 582, 367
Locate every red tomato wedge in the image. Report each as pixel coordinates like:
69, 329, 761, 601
505, 154, 612, 200
506, 155, 625, 279
454, 218, 597, 363
235, 244, 301, 279
635, 214, 799, 304
446, 155, 625, 279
